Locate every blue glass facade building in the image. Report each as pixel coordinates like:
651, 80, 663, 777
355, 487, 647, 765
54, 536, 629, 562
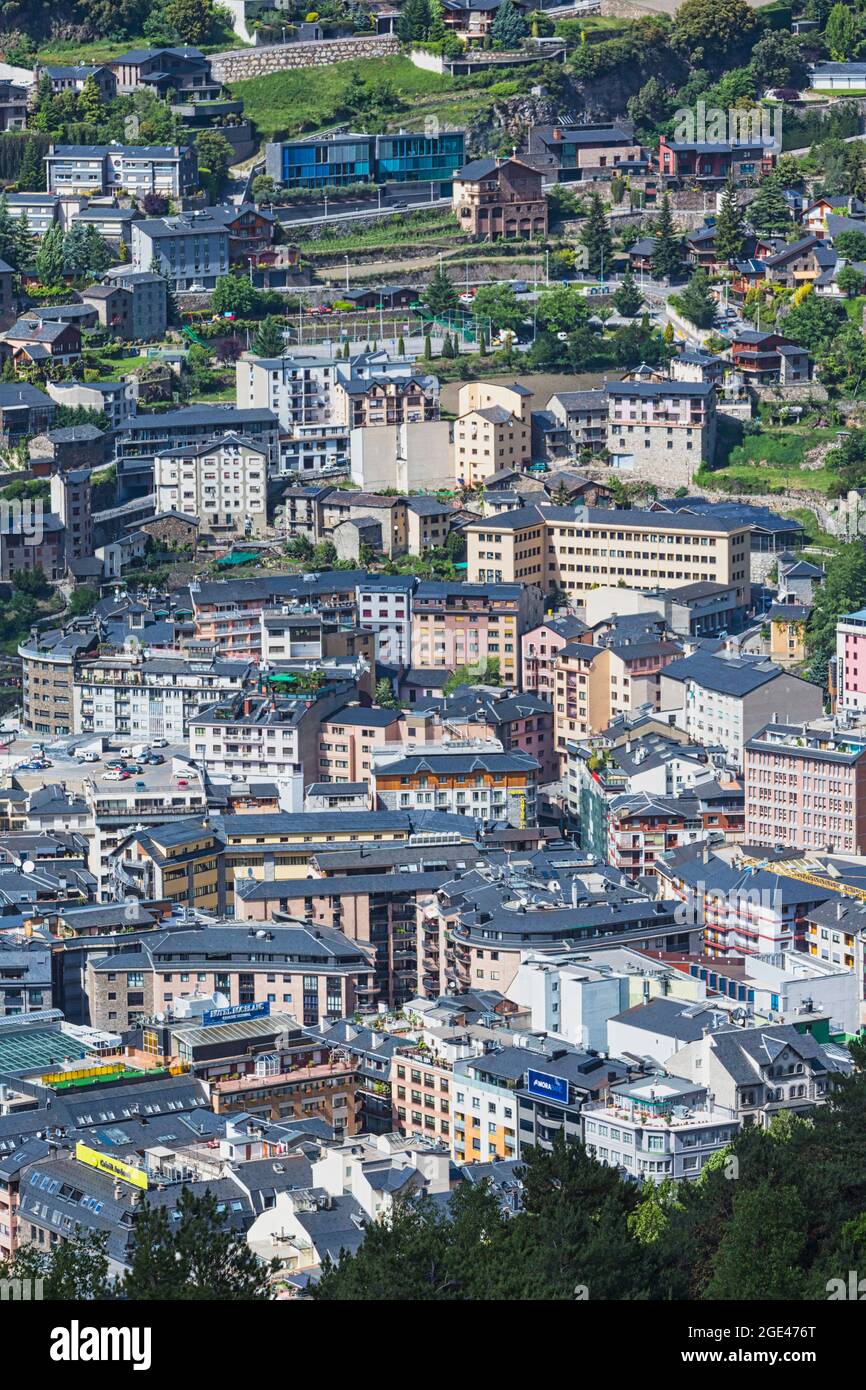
265, 130, 465, 191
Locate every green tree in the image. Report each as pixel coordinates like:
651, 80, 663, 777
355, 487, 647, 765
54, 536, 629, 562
16, 137, 43, 193
779, 289, 844, 353
14, 211, 35, 271
424, 262, 458, 318
195, 128, 234, 190
375, 677, 400, 708
749, 29, 807, 90
650, 194, 682, 280
834, 229, 866, 259
705, 1181, 811, 1299
807, 541, 866, 682
749, 174, 791, 236
491, 0, 528, 47
67, 585, 100, 617
714, 177, 745, 263
77, 75, 104, 126
471, 283, 524, 334
211, 273, 261, 317
673, 269, 717, 329
825, 2, 859, 60
579, 191, 612, 279
35, 221, 65, 285
837, 264, 866, 298
612, 267, 643, 317
5, 1231, 111, 1300
165, 0, 219, 44
252, 316, 285, 356
672, 0, 759, 71
123, 1188, 274, 1299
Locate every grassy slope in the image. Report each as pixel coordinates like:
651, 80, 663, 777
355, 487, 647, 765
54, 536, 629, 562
35, 36, 246, 64
228, 56, 461, 140
696, 426, 840, 494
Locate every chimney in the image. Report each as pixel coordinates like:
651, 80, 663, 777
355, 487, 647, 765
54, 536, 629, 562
552, 128, 563, 142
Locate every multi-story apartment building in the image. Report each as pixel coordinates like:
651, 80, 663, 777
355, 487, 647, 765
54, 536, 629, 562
668, 1022, 844, 1127
744, 719, 866, 855
553, 628, 683, 758
527, 121, 643, 181
5, 193, 61, 237
18, 629, 98, 737
44, 143, 197, 197
84, 923, 376, 1032
545, 388, 608, 458
331, 373, 439, 430
583, 1075, 739, 1182
236, 348, 418, 434
522, 615, 590, 700
189, 681, 355, 783
115, 405, 280, 501
454, 392, 531, 487
0, 383, 55, 445
318, 705, 404, 783
131, 210, 229, 289
373, 740, 539, 827
661, 652, 824, 768
464, 505, 752, 608
265, 129, 466, 191
47, 378, 137, 431
452, 155, 547, 240
50, 467, 92, 568
38, 61, 117, 101
96, 268, 168, 340
835, 606, 866, 713
391, 1043, 454, 1147
355, 575, 413, 664
605, 790, 704, 880
73, 653, 254, 742
191, 571, 363, 660
412, 580, 542, 689
606, 379, 717, 486
0, 79, 28, 131
89, 772, 210, 896
407, 687, 556, 783
154, 433, 268, 540
657, 133, 775, 183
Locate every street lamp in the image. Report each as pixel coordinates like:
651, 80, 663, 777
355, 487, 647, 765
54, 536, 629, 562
345, 255, 350, 292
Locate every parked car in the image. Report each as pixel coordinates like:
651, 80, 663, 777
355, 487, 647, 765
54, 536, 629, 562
119, 747, 134, 758
123, 763, 144, 775
102, 769, 130, 781
76, 751, 100, 763
176, 777, 189, 787
145, 754, 165, 765
151, 739, 169, 748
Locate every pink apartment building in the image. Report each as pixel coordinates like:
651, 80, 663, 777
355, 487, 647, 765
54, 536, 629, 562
522, 614, 591, 699
744, 721, 866, 856
836, 608, 866, 713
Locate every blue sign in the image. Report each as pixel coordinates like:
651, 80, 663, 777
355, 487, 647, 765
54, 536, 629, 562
526, 1068, 569, 1107
202, 1001, 271, 1028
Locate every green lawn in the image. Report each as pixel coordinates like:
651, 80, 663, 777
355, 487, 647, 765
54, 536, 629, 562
83, 349, 148, 380
229, 56, 461, 139
696, 425, 841, 495
35, 35, 244, 65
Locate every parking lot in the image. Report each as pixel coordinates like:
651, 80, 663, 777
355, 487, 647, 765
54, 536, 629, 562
0, 728, 194, 796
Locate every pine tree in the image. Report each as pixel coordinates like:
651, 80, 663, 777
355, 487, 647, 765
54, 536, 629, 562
16, 138, 43, 193
750, 173, 790, 236
14, 211, 34, 271
396, 0, 433, 42
35, 221, 65, 285
0, 195, 18, 268
424, 262, 458, 317
675, 268, 717, 329
612, 266, 642, 316
252, 316, 286, 356
423, 332, 433, 360
478, 327, 487, 355
579, 191, 612, 279
123, 1189, 274, 1300
77, 75, 104, 126
650, 193, 683, 280
491, 0, 528, 47
83, 225, 112, 277
714, 177, 745, 263
397, 334, 405, 355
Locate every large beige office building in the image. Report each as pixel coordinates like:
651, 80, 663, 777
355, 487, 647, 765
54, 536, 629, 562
464, 505, 752, 608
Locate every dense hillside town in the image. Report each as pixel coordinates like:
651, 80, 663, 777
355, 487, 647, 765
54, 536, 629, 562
2, 0, 866, 1333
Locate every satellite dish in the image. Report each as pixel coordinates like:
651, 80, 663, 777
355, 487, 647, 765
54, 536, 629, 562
22, 859, 35, 873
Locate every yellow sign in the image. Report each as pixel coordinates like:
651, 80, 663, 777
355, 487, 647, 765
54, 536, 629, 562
74, 1141, 148, 1190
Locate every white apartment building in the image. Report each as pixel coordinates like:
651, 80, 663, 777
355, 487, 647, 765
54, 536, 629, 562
85, 766, 208, 897
237, 348, 418, 434
73, 654, 253, 742
582, 1075, 738, 1182
153, 433, 268, 540
356, 578, 413, 666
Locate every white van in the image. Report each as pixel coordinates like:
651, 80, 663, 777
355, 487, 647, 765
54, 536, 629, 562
132, 744, 149, 759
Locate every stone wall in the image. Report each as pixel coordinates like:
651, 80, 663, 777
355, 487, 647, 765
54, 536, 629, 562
210, 35, 402, 84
